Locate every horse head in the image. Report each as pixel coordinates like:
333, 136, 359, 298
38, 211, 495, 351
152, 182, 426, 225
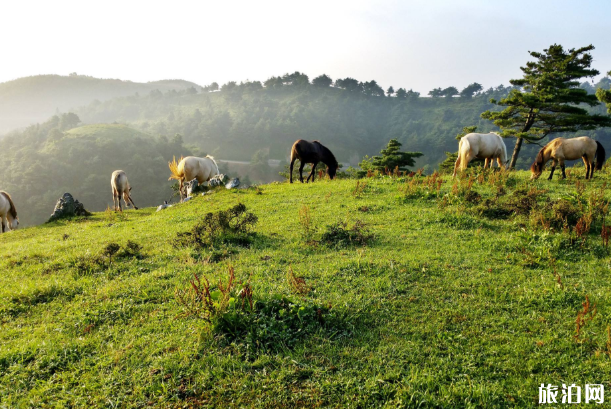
9, 216, 19, 230
327, 163, 338, 179
530, 148, 545, 179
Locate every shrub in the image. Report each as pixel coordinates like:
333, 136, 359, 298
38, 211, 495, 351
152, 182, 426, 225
174, 203, 258, 248
320, 220, 373, 248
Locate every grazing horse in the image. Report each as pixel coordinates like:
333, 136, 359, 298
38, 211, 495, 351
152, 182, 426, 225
0, 191, 19, 233
289, 140, 338, 183
453, 133, 507, 177
169, 155, 219, 200
530, 136, 606, 180
111, 170, 138, 212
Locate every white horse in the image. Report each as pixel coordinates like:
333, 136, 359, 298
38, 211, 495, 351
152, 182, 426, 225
453, 132, 507, 177
0, 191, 19, 233
111, 170, 138, 212
168, 156, 220, 200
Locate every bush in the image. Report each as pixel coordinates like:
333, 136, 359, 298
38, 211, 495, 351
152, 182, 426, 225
320, 220, 374, 248
174, 203, 258, 248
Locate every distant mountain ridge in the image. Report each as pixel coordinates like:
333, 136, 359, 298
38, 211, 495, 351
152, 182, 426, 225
0, 74, 201, 134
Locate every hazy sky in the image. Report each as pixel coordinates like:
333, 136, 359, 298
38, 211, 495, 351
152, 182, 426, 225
2, 0, 610, 93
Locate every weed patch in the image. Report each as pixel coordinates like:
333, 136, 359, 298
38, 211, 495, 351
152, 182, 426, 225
174, 203, 258, 249
320, 220, 374, 248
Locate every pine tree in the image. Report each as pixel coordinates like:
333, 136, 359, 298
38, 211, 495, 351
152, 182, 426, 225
364, 139, 423, 172
482, 44, 611, 169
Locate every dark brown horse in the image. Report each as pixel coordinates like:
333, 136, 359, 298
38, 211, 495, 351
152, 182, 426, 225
290, 140, 339, 183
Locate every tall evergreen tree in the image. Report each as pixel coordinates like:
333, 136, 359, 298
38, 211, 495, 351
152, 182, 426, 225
482, 44, 611, 169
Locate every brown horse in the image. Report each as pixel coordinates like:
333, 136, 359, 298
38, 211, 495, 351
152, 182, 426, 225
530, 136, 606, 180
289, 140, 338, 183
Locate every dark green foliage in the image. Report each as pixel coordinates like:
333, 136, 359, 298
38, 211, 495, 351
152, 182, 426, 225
482, 44, 611, 168
312, 74, 332, 88
119, 240, 143, 258
460, 83, 483, 98
441, 86, 459, 98
360, 139, 423, 173
102, 242, 121, 268
174, 204, 258, 248
320, 220, 373, 248
597, 71, 611, 113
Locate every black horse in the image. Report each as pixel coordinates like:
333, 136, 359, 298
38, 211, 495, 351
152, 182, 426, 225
289, 140, 339, 183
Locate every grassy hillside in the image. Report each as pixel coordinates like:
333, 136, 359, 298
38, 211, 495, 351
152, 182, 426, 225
2, 168, 611, 407
0, 75, 200, 134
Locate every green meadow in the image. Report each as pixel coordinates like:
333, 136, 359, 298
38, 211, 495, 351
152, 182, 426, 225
2, 168, 611, 408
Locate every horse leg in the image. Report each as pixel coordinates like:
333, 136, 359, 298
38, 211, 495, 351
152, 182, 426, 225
307, 162, 317, 183
484, 158, 491, 169
560, 160, 566, 179
299, 162, 305, 183
1, 216, 5, 233
289, 158, 296, 184
128, 196, 138, 210
548, 160, 557, 180
452, 156, 461, 177
583, 156, 591, 179
113, 190, 120, 212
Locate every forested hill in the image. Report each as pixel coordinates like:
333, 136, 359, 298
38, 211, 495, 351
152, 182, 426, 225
74, 75, 611, 170
0, 75, 200, 133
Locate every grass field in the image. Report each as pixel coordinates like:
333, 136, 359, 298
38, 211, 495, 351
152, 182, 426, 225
2, 168, 611, 408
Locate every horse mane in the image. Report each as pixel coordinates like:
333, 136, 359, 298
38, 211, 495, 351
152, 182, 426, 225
319, 143, 338, 167
535, 148, 545, 165
1, 191, 17, 219
531, 147, 546, 172
206, 155, 220, 174
490, 131, 501, 136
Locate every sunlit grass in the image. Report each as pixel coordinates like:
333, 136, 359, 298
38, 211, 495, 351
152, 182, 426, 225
1, 169, 611, 407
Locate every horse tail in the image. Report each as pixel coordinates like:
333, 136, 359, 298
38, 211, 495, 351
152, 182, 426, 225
291, 141, 302, 162
112, 171, 122, 191
595, 141, 606, 171
168, 156, 184, 181
1, 192, 17, 219
459, 138, 471, 171
500, 136, 508, 165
